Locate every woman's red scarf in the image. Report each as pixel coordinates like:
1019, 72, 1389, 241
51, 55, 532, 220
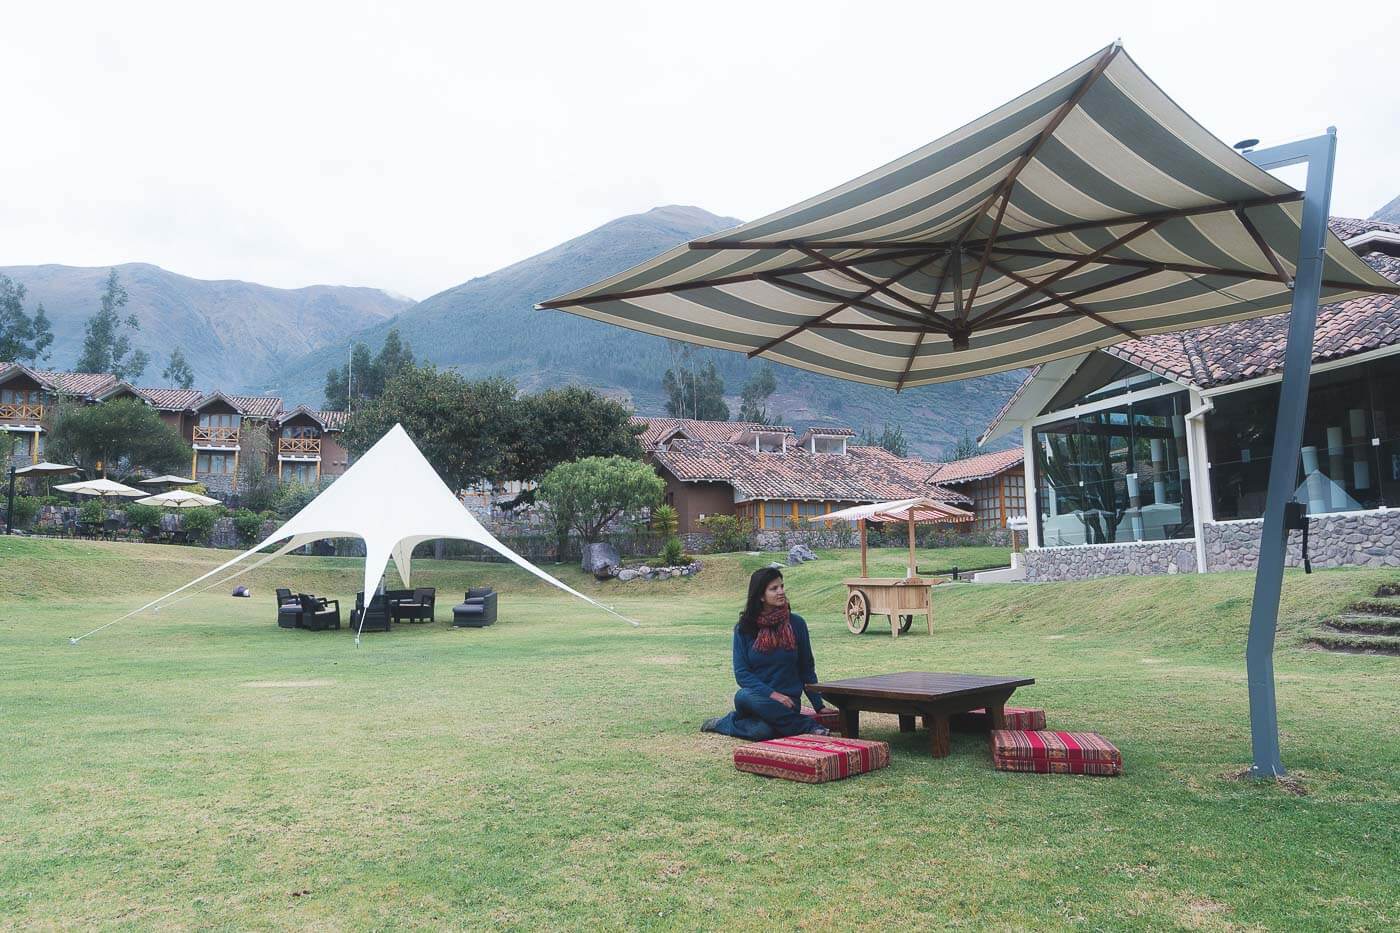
753, 603, 796, 653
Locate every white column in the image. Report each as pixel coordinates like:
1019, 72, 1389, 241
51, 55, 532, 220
1021, 422, 1042, 550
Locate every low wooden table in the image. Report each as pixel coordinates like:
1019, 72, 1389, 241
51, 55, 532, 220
809, 671, 1035, 757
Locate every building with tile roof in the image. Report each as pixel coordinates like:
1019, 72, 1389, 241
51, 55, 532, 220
0, 363, 348, 496
927, 448, 1027, 531
633, 416, 965, 534
977, 218, 1400, 580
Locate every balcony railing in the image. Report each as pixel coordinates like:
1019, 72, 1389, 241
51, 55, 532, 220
278, 436, 321, 456
193, 425, 240, 446
0, 402, 43, 422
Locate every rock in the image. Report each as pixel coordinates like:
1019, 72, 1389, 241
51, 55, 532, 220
768, 561, 784, 569
617, 569, 638, 582
789, 544, 818, 563
581, 542, 622, 577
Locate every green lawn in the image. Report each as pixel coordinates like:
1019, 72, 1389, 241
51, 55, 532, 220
1, 538, 1396, 930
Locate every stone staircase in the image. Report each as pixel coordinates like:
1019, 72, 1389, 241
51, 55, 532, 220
1308, 584, 1400, 655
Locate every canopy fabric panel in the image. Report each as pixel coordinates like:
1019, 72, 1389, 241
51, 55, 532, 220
541, 45, 1397, 389
812, 497, 974, 524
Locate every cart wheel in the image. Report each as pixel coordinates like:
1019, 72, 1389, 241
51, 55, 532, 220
897, 614, 914, 633
845, 591, 870, 634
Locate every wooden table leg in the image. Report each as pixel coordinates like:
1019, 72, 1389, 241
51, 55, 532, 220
890, 614, 898, 639
988, 704, 1007, 730
840, 708, 860, 739
928, 715, 951, 757
898, 714, 915, 733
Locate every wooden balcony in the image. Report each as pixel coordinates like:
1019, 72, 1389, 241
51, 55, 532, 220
0, 402, 43, 422
278, 436, 321, 457
193, 425, 240, 446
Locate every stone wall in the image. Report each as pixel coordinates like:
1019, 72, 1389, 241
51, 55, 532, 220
1203, 510, 1400, 571
1022, 539, 1198, 582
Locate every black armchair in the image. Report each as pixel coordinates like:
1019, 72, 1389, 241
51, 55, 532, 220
299, 594, 341, 631
277, 588, 304, 628
393, 586, 436, 623
452, 587, 497, 628
351, 592, 392, 633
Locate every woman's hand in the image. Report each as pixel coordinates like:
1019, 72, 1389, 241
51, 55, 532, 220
770, 691, 795, 709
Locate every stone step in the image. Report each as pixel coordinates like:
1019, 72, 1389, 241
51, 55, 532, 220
1306, 633, 1400, 656
1348, 596, 1400, 617
1322, 615, 1400, 636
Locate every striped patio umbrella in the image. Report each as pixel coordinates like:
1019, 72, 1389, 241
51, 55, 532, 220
540, 44, 1396, 388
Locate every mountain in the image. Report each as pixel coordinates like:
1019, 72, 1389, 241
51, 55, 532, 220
0, 262, 410, 389
264, 206, 1024, 458
1372, 194, 1400, 225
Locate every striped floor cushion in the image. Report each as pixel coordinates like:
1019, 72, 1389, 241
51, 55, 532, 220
734, 734, 890, 784
951, 706, 1046, 732
990, 730, 1122, 776
800, 706, 844, 733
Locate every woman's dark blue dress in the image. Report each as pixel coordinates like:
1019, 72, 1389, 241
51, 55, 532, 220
709, 612, 826, 740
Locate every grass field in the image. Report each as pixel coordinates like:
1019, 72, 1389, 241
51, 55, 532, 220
1, 537, 1397, 930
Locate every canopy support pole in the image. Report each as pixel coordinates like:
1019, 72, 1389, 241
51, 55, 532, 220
858, 518, 868, 577
906, 516, 916, 579
1240, 129, 1337, 779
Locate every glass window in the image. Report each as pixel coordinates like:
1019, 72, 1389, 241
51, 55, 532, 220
281, 461, 317, 484
196, 452, 234, 474
198, 412, 241, 429
1034, 391, 1192, 547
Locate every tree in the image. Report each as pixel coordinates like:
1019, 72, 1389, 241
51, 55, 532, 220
737, 364, 779, 424
509, 386, 644, 485
324, 328, 415, 410
0, 275, 54, 364
860, 422, 909, 457
46, 398, 189, 479
341, 365, 518, 491
946, 430, 979, 461
537, 456, 664, 543
76, 269, 149, 380
663, 360, 728, 420
162, 347, 195, 389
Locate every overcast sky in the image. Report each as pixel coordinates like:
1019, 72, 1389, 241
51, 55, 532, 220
4, 1, 1397, 300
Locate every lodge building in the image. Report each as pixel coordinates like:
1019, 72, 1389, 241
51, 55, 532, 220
0, 364, 347, 495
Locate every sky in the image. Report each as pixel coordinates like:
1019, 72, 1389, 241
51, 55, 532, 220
3, 1, 1397, 300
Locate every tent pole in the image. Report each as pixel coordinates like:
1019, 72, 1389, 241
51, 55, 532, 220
1240, 129, 1337, 779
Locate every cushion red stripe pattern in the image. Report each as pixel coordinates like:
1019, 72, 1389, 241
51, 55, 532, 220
951, 706, 1046, 732
734, 734, 890, 783
991, 730, 1122, 776
800, 706, 844, 734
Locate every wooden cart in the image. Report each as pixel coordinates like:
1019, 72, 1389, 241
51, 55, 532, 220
811, 497, 974, 639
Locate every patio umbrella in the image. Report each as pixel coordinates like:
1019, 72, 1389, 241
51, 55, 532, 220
135, 489, 221, 508
54, 478, 147, 525
541, 43, 1400, 778
5, 461, 80, 534
139, 474, 197, 485
812, 497, 975, 578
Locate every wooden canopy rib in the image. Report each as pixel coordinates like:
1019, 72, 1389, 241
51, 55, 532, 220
983, 259, 1139, 338
979, 265, 1164, 325
1236, 208, 1292, 283
896, 328, 927, 391
793, 245, 945, 319
756, 275, 940, 327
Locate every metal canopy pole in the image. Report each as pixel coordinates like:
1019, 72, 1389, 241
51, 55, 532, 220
1240, 129, 1338, 778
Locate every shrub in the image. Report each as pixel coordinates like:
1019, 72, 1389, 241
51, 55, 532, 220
659, 536, 686, 567
650, 504, 679, 537
275, 481, 319, 518
7, 495, 41, 529
698, 514, 752, 553
231, 508, 265, 545
180, 507, 220, 543
78, 498, 105, 524
177, 482, 210, 496
124, 503, 163, 533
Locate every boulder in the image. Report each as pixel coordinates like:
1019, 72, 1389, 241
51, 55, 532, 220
617, 568, 639, 582
581, 542, 622, 578
788, 544, 817, 564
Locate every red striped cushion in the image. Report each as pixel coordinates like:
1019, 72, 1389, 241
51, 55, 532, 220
800, 706, 844, 734
951, 706, 1046, 732
734, 734, 890, 783
990, 730, 1122, 776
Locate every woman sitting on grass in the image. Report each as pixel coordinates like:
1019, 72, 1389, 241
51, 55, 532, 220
701, 566, 830, 739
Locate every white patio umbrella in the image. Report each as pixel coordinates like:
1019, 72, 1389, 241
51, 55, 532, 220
139, 474, 197, 485
135, 489, 221, 508
6, 461, 81, 534
54, 478, 147, 524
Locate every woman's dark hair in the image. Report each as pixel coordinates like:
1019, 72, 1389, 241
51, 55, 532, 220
737, 566, 784, 637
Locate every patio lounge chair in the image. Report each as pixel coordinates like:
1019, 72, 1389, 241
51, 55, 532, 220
452, 587, 496, 628
299, 594, 341, 631
393, 587, 436, 623
350, 592, 392, 633
276, 588, 303, 628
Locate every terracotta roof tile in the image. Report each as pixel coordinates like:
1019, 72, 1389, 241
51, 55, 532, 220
314, 410, 348, 430
229, 395, 284, 418
928, 448, 1025, 485
633, 417, 793, 448
652, 440, 968, 504
25, 369, 120, 396
136, 387, 204, 410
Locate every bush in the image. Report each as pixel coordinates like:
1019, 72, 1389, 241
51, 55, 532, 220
124, 503, 163, 533
275, 482, 319, 518
177, 482, 209, 496
7, 495, 41, 529
180, 507, 220, 543
78, 498, 105, 524
659, 536, 686, 567
650, 504, 679, 537
698, 514, 752, 553
231, 508, 265, 545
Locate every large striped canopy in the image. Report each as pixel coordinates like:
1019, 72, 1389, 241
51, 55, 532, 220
541, 44, 1398, 389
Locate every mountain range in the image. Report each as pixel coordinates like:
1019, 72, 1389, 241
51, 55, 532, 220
0, 262, 410, 389
259, 206, 1024, 458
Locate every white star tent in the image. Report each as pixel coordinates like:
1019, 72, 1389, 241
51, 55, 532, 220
72, 424, 638, 644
